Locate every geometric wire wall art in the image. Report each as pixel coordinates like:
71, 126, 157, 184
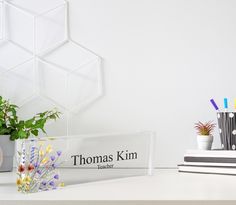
0, 0, 103, 136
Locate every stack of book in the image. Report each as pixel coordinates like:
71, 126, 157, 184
178, 150, 236, 175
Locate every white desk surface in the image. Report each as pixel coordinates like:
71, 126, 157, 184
0, 169, 236, 205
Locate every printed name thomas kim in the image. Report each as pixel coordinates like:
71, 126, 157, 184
71, 150, 138, 168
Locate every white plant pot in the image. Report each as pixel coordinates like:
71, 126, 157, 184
0, 135, 15, 172
197, 135, 213, 150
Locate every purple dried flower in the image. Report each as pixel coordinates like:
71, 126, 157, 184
41, 181, 47, 186
57, 151, 62, 156
54, 174, 59, 180
37, 170, 42, 175
49, 181, 55, 187
52, 164, 56, 168
34, 162, 39, 168
50, 156, 56, 161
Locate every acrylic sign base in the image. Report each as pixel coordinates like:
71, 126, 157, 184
16, 131, 155, 193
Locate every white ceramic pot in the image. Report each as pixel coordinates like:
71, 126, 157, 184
197, 135, 213, 150
0, 135, 15, 172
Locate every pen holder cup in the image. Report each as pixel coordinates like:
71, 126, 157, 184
217, 112, 236, 150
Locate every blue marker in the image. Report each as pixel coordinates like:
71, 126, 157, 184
224, 98, 228, 111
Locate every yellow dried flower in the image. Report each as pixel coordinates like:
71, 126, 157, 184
39, 150, 44, 157
46, 145, 52, 153
23, 176, 31, 183
16, 178, 22, 186
59, 182, 65, 187
25, 184, 30, 191
42, 157, 49, 164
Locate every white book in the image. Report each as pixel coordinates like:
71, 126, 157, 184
178, 164, 236, 175
184, 161, 236, 167
185, 149, 236, 158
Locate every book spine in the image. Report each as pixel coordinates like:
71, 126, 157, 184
178, 170, 236, 176
183, 161, 236, 167
185, 150, 236, 157
184, 156, 236, 163
178, 165, 236, 175
179, 164, 236, 168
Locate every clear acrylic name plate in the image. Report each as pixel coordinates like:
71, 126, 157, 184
16, 131, 155, 193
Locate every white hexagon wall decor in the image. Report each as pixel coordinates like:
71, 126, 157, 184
0, 58, 36, 105
0, 40, 33, 74
39, 41, 102, 113
4, 0, 68, 54
0, 0, 103, 136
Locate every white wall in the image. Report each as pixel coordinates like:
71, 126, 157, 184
67, 0, 236, 167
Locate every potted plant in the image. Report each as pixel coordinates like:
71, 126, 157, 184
0, 96, 60, 172
194, 121, 215, 150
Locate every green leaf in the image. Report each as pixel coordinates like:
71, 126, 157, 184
49, 115, 56, 120
9, 118, 16, 126
25, 118, 35, 128
0, 128, 10, 135
10, 104, 18, 108
10, 131, 18, 141
34, 119, 46, 129
41, 128, 46, 133
17, 151, 22, 156
18, 130, 27, 139
26, 132, 30, 139
38, 111, 47, 118
31, 130, 38, 136
18, 120, 24, 128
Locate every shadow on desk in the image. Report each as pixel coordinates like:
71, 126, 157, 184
60, 167, 150, 185
0, 182, 15, 187
1, 200, 236, 205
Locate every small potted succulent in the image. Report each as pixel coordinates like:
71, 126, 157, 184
194, 121, 216, 150
0, 96, 60, 172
